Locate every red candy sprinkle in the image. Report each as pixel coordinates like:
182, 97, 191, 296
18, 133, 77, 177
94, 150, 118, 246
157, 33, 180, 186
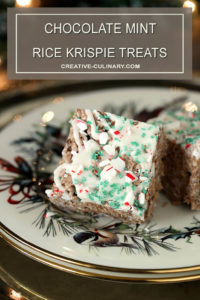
71, 170, 75, 173
77, 119, 85, 124
106, 166, 113, 172
126, 173, 135, 180
185, 143, 191, 149
77, 170, 83, 176
124, 202, 130, 206
114, 130, 120, 135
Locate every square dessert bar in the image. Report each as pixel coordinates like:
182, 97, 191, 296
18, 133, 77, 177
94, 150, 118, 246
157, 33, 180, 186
46, 109, 166, 224
149, 102, 200, 210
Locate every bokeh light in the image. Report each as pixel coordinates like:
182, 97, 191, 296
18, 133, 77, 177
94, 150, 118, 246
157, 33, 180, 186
41, 111, 55, 123
183, 0, 197, 12
15, 0, 32, 7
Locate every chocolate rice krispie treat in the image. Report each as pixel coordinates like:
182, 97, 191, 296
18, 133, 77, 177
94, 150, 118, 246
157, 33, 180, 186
46, 109, 166, 224
149, 102, 200, 210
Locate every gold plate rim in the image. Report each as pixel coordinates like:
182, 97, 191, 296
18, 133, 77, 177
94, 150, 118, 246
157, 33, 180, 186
1, 226, 200, 283
1, 223, 200, 276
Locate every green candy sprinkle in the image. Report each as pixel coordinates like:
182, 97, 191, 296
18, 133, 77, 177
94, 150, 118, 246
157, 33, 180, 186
88, 194, 94, 201
143, 172, 149, 177
131, 141, 139, 147
108, 191, 114, 198
102, 180, 109, 187
114, 138, 121, 142
81, 177, 87, 183
110, 201, 120, 209
177, 116, 184, 120
142, 189, 148, 194
185, 137, 194, 144
135, 149, 141, 156
132, 185, 136, 191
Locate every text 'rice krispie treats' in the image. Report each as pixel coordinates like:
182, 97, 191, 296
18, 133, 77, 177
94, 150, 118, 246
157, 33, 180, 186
149, 102, 200, 209
46, 109, 166, 224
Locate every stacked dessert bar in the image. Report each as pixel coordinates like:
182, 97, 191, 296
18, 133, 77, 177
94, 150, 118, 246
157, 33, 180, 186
149, 102, 200, 210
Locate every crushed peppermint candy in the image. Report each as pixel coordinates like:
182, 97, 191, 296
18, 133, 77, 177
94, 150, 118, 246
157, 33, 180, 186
125, 172, 137, 182
138, 193, 145, 205
99, 159, 110, 168
76, 119, 87, 131
100, 165, 117, 181
114, 130, 120, 135
44, 211, 56, 218
124, 190, 135, 206
103, 144, 116, 156
185, 143, 191, 149
99, 132, 109, 145
111, 157, 125, 172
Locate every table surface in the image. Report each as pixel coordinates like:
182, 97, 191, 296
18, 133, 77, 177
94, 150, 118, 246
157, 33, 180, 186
1, 79, 200, 299
1, 238, 200, 300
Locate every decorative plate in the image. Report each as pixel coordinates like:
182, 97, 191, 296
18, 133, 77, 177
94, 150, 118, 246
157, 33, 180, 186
1, 86, 200, 283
